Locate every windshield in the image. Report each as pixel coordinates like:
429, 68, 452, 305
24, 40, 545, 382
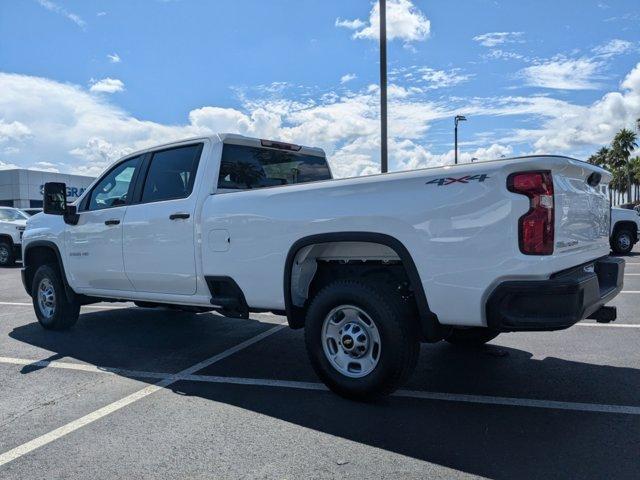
218, 144, 332, 190
0, 209, 28, 221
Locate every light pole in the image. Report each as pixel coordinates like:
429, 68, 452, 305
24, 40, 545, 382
454, 115, 467, 165
379, 0, 388, 173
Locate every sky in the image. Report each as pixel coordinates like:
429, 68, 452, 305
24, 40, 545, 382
0, 0, 639, 178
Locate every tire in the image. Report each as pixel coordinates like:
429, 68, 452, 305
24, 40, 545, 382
611, 229, 634, 255
446, 327, 499, 347
32, 264, 80, 330
0, 241, 15, 267
304, 279, 420, 401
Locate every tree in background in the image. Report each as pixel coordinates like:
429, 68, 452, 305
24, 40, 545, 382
610, 128, 638, 202
588, 146, 610, 168
631, 156, 640, 201
589, 121, 639, 205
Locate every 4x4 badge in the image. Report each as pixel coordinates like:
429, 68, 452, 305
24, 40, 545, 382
426, 174, 490, 186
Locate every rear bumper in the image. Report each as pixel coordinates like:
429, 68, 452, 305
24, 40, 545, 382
486, 256, 624, 332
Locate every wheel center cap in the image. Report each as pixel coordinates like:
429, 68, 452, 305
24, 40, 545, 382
341, 335, 354, 349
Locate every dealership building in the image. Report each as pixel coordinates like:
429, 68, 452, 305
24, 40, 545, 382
0, 169, 95, 209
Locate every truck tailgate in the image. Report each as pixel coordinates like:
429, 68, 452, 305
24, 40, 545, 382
552, 159, 610, 256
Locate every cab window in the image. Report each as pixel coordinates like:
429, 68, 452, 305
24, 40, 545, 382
141, 144, 203, 203
218, 144, 331, 190
87, 156, 140, 211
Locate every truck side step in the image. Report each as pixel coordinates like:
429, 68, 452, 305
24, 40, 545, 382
205, 276, 250, 319
586, 306, 617, 323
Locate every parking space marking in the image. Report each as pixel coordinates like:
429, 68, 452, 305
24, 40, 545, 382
621, 291, 640, 293
1, 349, 639, 432
395, 390, 640, 415
0, 356, 170, 379
0, 301, 127, 310
625, 273, 640, 276
0, 301, 279, 315
0, 324, 285, 468
577, 323, 640, 328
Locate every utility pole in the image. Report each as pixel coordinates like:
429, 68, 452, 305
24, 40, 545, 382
380, 0, 388, 173
454, 115, 467, 165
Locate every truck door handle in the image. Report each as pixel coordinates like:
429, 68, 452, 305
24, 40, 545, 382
104, 219, 120, 226
169, 213, 190, 220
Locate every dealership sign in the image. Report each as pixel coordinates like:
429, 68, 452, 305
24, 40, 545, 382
39, 185, 86, 199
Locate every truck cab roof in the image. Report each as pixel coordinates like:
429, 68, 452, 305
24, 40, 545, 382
123, 134, 326, 162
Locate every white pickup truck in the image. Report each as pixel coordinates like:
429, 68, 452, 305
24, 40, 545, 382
610, 207, 640, 254
0, 207, 27, 267
22, 134, 624, 399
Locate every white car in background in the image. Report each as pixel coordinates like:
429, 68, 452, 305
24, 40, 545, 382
0, 207, 28, 266
610, 207, 640, 254
21, 208, 43, 217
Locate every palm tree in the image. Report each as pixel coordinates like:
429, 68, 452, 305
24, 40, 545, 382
611, 129, 638, 202
631, 156, 640, 202
588, 146, 610, 168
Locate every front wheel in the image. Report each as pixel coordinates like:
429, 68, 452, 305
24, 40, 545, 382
32, 264, 80, 330
0, 241, 15, 267
611, 229, 634, 255
304, 280, 419, 401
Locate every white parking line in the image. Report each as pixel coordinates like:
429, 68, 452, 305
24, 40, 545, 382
0, 301, 279, 315
394, 390, 640, 415
577, 323, 640, 329
621, 291, 640, 293
0, 301, 126, 310
0, 356, 170, 379
1, 350, 639, 426
0, 324, 285, 468
625, 273, 640, 276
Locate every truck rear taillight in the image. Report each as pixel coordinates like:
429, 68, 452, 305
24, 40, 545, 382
507, 171, 554, 255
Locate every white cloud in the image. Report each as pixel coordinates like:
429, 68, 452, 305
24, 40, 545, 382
97, 11, 107, 17
107, 53, 121, 63
89, 78, 125, 94
520, 57, 602, 90
1, 63, 639, 179
32, 161, 59, 173
0, 160, 20, 171
527, 62, 640, 152
473, 32, 523, 48
340, 73, 357, 84
418, 68, 472, 89
592, 39, 634, 57
485, 49, 525, 61
0, 120, 31, 143
336, 0, 430, 42
335, 18, 365, 30
36, 0, 86, 29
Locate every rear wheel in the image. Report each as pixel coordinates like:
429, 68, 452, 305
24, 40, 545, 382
0, 241, 15, 267
304, 279, 419, 401
611, 228, 634, 255
446, 327, 499, 347
32, 264, 80, 330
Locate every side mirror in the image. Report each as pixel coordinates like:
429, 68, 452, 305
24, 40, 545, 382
43, 182, 79, 225
43, 182, 67, 215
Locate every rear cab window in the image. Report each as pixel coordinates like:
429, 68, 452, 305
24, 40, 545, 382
141, 143, 203, 203
218, 143, 331, 191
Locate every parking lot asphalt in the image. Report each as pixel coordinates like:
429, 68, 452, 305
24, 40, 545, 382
0, 252, 639, 479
